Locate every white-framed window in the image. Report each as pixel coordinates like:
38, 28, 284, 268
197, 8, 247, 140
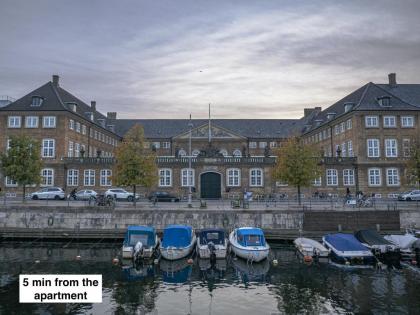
334, 125, 340, 135
335, 144, 340, 157
41, 168, 54, 186
250, 168, 263, 187
178, 149, 186, 157
31, 96, 43, 107
69, 119, 74, 130
249, 142, 257, 148
162, 141, 171, 149
76, 122, 81, 133
386, 168, 400, 186
365, 116, 379, 128
270, 142, 278, 148
8, 116, 21, 128
25, 116, 39, 128
67, 169, 79, 186
68, 141, 74, 157
100, 169, 112, 186
346, 119, 352, 130
385, 139, 398, 157
42, 139, 55, 158
340, 122, 345, 133
312, 177, 322, 186
402, 138, 411, 157
82, 125, 87, 135
5, 176, 18, 187
84, 169, 95, 186
259, 142, 267, 149
341, 142, 346, 157
192, 149, 200, 157
368, 168, 381, 186
343, 169, 355, 186
181, 168, 194, 187
75, 143, 80, 157
401, 116, 414, 128
6, 139, 11, 150
227, 168, 241, 187
347, 141, 353, 157
159, 169, 172, 187
233, 149, 242, 157
152, 142, 160, 149
367, 139, 380, 157
383, 116, 396, 128
43, 116, 56, 128
326, 169, 338, 186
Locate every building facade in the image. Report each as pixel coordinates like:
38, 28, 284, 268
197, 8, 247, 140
0, 74, 419, 199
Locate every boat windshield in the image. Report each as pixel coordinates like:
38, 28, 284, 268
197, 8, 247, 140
129, 234, 149, 246
238, 234, 265, 246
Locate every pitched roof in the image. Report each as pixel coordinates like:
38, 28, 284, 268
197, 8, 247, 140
1, 80, 119, 136
114, 119, 302, 138
376, 84, 420, 107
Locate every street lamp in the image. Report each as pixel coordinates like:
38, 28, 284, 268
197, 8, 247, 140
188, 115, 193, 208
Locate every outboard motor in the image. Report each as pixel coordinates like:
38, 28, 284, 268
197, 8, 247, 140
208, 242, 216, 264
134, 241, 143, 260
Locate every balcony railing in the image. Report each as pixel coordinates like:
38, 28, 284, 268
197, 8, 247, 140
321, 156, 357, 165
63, 157, 115, 164
156, 156, 277, 166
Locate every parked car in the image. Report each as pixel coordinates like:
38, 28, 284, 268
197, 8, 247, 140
67, 189, 97, 201
398, 190, 420, 201
31, 187, 65, 200
104, 188, 140, 201
148, 191, 180, 202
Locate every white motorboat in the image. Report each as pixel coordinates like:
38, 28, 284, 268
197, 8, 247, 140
229, 227, 270, 262
384, 233, 419, 261
197, 228, 228, 260
160, 225, 196, 260
294, 237, 329, 258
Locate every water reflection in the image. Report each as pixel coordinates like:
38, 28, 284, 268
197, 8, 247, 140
0, 242, 419, 314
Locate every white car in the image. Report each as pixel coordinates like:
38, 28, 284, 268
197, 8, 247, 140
31, 187, 65, 200
67, 189, 97, 200
104, 188, 140, 201
398, 190, 420, 201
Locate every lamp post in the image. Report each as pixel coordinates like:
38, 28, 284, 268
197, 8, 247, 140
188, 116, 193, 208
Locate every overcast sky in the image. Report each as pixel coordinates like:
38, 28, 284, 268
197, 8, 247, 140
1, 0, 420, 119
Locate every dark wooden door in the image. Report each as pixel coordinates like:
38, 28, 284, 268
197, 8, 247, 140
200, 172, 221, 199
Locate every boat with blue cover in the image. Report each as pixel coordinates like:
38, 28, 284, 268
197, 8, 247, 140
122, 226, 159, 260
197, 228, 228, 260
323, 233, 376, 266
229, 227, 270, 262
160, 225, 196, 260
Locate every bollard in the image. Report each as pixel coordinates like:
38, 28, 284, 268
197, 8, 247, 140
376, 224, 380, 232
338, 224, 342, 232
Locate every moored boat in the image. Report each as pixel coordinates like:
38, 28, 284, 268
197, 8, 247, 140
229, 227, 270, 262
354, 230, 401, 264
122, 226, 159, 260
197, 228, 228, 260
293, 237, 329, 259
323, 233, 376, 266
160, 225, 196, 260
384, 233, 419, 262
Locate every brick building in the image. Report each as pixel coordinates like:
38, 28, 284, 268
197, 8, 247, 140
0, 73, 419, 199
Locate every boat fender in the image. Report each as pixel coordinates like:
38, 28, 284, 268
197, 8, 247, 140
75, 255, 81, 260
153, 258, 159, 265
411, 259, 417, 265
112, 257, 119, 265
187, 258, 194, 265
47, 216, 54, 226
303, 255, 313, 263
35, 260, 40, 264
272, 259, 278, 266
345, 261, 350, 266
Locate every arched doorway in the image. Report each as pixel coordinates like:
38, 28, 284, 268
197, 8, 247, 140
200, 172, 221, 199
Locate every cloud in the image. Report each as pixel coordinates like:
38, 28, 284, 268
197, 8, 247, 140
0, 0, 419, 119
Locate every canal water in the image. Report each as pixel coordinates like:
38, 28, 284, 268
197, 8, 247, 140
0, 241, 419, 315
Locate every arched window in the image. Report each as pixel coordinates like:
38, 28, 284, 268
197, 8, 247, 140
192, 149, 200, 157
233, 149, 242, 157
219, 149, 228, 157
159, 168, 172, 187
226, 168, 241, 187
250, 168, 263, 187
178, 149, 186, 157
181, 168, 195, 187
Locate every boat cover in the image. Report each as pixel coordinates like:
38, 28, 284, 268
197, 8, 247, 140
199, 229, 225, 245
354, 230, 392, 246
162, 225, 193, 248
324, 233, 368, 251
124, 226, 156, 247
236, 228, 266, 246
384, 234, 418, 249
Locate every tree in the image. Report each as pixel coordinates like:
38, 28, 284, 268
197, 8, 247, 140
406, 141, 420, 188
272, 137, 322, 205
0, 135, 43, 202
113, 124, 158, 207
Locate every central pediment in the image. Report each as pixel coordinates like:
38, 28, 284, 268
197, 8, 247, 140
174, 123, 245, 139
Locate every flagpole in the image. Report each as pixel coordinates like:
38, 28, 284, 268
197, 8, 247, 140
208, 103, 211, 143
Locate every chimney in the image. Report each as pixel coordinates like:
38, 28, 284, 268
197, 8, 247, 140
388, 73, 397, 87
52, 75, 60, 87
90, 101, 96, 111
303, 106, 322, 118
107, 112, 117, 120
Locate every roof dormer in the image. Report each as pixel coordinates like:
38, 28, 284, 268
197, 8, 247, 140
377, 96, 391, 107
31, 96, 43, 107
326, 112, 336, 120
67, 102, 77, 112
